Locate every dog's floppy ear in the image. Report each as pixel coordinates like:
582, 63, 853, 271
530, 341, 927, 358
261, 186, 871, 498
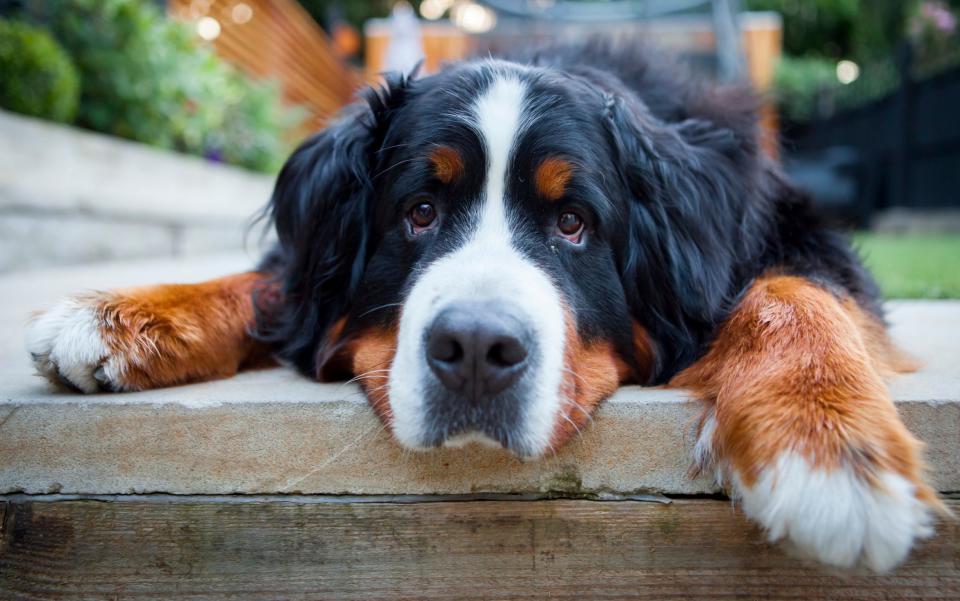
604, 90, 771, 376
259, 74, 410, 376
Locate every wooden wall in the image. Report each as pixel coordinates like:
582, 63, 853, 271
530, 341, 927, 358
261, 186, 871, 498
168, 0, 362, 129
164, 5, 781, 149
364, 20, 473, 82
2, 498, 958, 599
365, 14, 783, 154
365, 15, 782, 90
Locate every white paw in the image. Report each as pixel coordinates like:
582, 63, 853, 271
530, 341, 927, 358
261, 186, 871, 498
26, 296, 125, 393
735, 452, 934, 572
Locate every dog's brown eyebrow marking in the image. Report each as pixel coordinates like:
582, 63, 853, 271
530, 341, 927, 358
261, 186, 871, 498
428, 145, 464, 184
535, 157, 574, 201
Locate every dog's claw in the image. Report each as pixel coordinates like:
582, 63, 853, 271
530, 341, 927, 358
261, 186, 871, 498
93, 365, 119, 392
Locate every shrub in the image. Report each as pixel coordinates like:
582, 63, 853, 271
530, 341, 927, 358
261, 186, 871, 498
773, 56, 841, 122
835, 58, 899, 111
0, 18, 80, 123
774, 55, 900, 123
744, 0, 912, 62
28, 0, 297, 172
909, 1, 960, 77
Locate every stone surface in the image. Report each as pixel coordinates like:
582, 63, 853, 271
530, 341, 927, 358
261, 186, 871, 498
0, 214, 178, 268
0, 255, 957, 495
0, 110, 274, 271
872, 208, 960, 234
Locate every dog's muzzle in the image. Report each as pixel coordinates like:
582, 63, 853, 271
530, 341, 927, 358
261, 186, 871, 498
387, 200, 566, 457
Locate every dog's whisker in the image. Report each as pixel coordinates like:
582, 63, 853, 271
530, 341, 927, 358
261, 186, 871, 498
562, 367, 588, 386
376, 142, 413, 154
336, 355, 398, 391
560, 411, 584, 438
566, 400, 594, 423
357, 303, 404, 318
343, 369, 392, 384
373, 157, 419, 180
361, 383, 392, 396
335, 369, 393, 394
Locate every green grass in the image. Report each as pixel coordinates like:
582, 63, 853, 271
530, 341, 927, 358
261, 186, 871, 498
854, 234, 960, 299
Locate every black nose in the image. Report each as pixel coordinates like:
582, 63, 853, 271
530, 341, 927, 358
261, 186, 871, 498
426, 301, 532, 399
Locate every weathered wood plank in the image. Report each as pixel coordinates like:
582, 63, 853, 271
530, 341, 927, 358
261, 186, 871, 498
1, 499, 957, 600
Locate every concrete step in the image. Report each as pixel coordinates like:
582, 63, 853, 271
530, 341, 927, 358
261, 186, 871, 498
0, 111, 275, 272
1, 255, 958, 496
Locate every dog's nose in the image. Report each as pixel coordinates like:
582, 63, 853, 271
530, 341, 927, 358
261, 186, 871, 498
426, 301, 531, 399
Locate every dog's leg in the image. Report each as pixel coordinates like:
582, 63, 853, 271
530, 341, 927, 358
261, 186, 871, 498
26, 272, 272, 393
673, 274, 945, 572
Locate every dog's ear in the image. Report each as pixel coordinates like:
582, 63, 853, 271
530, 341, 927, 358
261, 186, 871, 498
260, 74, 411, 376
604, 90, 770, 375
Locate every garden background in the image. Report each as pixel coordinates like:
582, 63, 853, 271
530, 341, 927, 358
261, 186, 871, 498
1, 0, 958, 296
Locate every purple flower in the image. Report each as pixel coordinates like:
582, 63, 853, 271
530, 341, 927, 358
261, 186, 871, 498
920, 1, 957, 34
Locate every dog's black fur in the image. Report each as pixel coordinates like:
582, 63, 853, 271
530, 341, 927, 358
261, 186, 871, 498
256, 40, 880, 384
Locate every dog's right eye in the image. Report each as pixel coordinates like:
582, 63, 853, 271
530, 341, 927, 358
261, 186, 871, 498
556, 211, 585, 243
408, 201, 438, 234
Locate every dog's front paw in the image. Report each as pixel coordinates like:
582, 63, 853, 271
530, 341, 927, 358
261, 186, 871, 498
736, 452, 935, 572
26, 295, 127, 393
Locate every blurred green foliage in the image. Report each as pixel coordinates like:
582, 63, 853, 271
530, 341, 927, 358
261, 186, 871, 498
744, 0, 913, 61
772, 55, 838, 122
773, 54, 899, 122
0, 18, 79, 123
747, 0, 960, 122
22, 0, 299, 172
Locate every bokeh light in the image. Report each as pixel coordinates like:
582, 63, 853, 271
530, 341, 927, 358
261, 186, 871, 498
451, 2, 497, 33
420, 0, 454, 20
231, 3, 254, 25
836, 60, 860, 85
197, 16, 221, 41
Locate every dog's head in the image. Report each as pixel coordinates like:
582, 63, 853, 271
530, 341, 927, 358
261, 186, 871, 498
261, 57, 768, 457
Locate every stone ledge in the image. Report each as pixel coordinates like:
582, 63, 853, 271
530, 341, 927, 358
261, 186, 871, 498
0, 111, 275, 271
0, 110, 273, 224
1, 256, 958, 496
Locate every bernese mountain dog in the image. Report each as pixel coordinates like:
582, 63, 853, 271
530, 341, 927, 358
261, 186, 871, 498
26, 41, 945, 571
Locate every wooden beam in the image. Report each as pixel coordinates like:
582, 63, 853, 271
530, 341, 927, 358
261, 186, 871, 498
1, 498, 957, 599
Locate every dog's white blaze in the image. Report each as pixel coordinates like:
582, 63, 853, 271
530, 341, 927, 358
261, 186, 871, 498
470, 75, 521, 248
389, 73, 567, 455
733, 452, 933, 572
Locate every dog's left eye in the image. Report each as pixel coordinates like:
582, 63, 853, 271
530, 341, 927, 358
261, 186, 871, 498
408, 201, 438, 234
556, 211, 585, 243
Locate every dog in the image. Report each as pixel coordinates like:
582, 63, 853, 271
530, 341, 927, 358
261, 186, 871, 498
26, 41, 944, 571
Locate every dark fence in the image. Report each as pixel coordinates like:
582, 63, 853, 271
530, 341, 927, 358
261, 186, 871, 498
783, 56, 960, 223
